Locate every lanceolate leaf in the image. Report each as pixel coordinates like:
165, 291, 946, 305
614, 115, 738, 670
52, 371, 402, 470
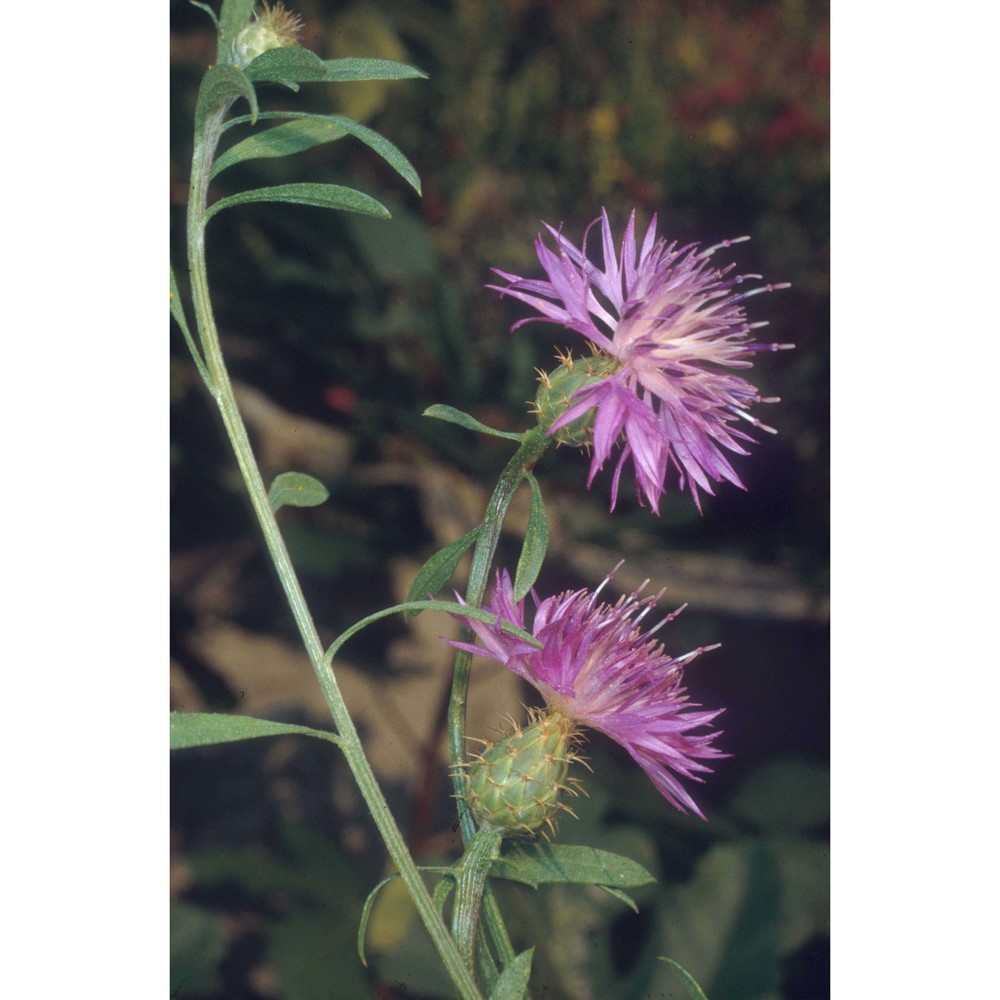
658, 958, 711, 1000
245, 46, 426, 86
423, 404, 523, 441
212, 114, 420, 194
170, 712, 343, 751
204, 182, 390, 222
598, 885, 639, 912
512, 474, 548, 601
490, 843, 655, 890
405, 525, 482, 620
195, 64, 258, 140
268, 471, 329, 511
488, 949, 534, 1000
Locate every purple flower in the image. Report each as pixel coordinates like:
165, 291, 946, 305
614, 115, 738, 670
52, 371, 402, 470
450, 567, 726, 818
490, 209, 793, 513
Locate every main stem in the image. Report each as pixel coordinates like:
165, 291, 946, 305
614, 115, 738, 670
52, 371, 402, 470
185, 99, 483, 1000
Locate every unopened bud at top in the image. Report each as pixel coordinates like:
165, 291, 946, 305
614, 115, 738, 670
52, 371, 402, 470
233, 2, 303, 68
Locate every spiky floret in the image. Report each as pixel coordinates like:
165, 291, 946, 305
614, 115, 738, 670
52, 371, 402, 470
460, 708, 585, 839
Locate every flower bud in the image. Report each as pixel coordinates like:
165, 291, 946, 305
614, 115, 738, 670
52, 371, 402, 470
464, 709, 581, 838
233, 2, 303, 68
535, 352, 620, 447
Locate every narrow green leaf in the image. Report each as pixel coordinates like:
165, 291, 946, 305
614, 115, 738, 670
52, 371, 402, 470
170, 265, 211, 388
321, 57, 428, 82
423, 404, 523, 441
189, 2, 220, 32
212, 114, 420, 194
195, 64, 258, 139
205, 182, 390, 222
169, 712, 343, 750
512, 474, 548, 601
357, 872, 400, 966
268, 471, 329, 511
490, 844, 656, 891
244, 45, 326, 85
214, 117, 348, 177
488, 949, 534, 1000
658, 957, 711, 1000
404, 525, 482, 620
218, 0, 256, 61
244, 48, 426, 87
598, 885, 639, 912
432, 875, 455, 915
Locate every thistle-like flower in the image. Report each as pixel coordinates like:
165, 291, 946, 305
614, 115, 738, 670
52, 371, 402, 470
451, 567, 725, 819
490, 210, 793, 513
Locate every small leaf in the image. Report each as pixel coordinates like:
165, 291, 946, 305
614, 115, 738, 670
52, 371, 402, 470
512, 474, 548, 601
195, 64, 258, 139
213, 114, 420, 194
404, 525, 482, 620
218, 0, 256, 61
244, 45, 326, 86
268, 471, 330, 511
432, 875, 455, 916
423, 404, 523, 441
204, 182, 390, 222
189, 2, 220, 32
170, 265, 211, 388
597, 885, 639, 912
488, 949, 534, 1000
658, 957, 711, 1000
357, 872, 400, 966
170, 712, 342, 750
491, 843, 656, 891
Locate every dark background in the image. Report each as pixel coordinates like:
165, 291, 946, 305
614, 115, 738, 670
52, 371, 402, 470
171, 1, 829, 997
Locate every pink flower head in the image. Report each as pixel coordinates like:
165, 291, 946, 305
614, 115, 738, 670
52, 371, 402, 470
450, 567, 726, 818
489, 209, 793, 513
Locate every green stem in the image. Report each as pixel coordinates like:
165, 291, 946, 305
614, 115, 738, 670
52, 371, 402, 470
447, 427, 551, 970
184, 99, 483, 1000
451, 828, 503, 969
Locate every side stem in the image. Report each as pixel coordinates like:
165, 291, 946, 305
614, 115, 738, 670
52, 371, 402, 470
446, 427, 550, 969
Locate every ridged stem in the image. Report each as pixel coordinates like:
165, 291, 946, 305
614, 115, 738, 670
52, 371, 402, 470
447, 427, 551, 972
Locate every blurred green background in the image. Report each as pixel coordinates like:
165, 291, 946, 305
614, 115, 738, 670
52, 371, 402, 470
170, 1, 828, 997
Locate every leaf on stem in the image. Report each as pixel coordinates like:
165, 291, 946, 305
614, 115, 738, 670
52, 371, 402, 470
195, 64, 259, 138
268, 471, 329, 511
357, 872, 401, 967
204, 182, 390, 222
404, 525, 482, 620
488, 949, 534, 1000
170, 265, 212, 388
490, 843, 655, 891
218, 0, 257, 60
169, 712, 343, 750
244, 46, 426, 87
658, 957, 712, 1000
597, 885, 639, 913
423, 404, 523, 442
212, 114, 421, 194
512, 474, 548, 601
